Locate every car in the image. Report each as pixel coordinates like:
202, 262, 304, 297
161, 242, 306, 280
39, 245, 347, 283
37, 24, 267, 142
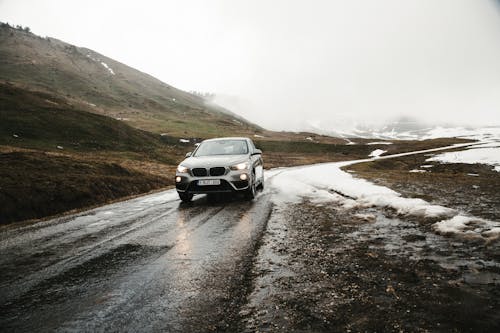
175, 137, 264, 202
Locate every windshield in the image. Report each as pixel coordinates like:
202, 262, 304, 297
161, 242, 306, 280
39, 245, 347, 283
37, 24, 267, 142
194, 140, 248, 156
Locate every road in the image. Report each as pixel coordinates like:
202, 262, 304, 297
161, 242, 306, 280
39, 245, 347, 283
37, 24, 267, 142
1, 145, 499, 332
0, 190, 273, 332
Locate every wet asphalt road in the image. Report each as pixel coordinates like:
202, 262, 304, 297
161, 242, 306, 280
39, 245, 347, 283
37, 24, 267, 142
0, 190, 272, 332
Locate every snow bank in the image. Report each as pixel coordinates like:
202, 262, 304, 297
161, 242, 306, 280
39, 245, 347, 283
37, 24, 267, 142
268, 161, 454, 219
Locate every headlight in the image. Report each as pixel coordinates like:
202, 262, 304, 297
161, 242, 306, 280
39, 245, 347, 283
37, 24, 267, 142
177, 165, 189, 173
230, 162, 249, 171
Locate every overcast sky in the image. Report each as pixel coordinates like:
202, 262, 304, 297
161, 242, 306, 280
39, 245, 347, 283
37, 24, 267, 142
1, 0, 500, 132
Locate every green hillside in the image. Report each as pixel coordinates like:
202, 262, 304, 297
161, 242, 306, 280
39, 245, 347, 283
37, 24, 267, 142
0, 82, 165, 152
0, 23, 261, 137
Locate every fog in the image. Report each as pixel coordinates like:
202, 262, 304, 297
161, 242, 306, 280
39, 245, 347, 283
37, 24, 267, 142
2, 0, 500, 132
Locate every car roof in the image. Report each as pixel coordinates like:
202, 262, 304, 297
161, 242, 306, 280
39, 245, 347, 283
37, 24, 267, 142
202, 137, 250, 142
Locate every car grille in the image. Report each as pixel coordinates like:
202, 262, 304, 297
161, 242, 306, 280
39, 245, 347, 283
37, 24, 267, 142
209, 167, 226, 176
192, 168, 208, 177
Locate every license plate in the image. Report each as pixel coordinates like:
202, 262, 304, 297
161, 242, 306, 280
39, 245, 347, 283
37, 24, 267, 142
198, 179, 221, 186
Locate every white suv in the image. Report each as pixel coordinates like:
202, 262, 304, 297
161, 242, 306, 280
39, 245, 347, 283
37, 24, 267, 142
175, 137, 264, 202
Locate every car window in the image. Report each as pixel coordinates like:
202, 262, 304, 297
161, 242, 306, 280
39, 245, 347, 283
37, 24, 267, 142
194, 140, 248, 156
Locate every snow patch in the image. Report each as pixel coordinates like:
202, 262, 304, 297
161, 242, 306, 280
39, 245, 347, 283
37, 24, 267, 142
268, 161, 454, 219
179, 139, 190, 143
254, 134, 265, 138
369, 149, 386, 158
100, 62, 115, 75
433, 215, 500, 240
426, 148, 500, 172
409, 169, 427, 173
366, 141, 393, 145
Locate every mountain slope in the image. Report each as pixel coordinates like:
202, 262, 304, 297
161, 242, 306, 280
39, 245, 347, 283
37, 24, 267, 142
0, 82, 168, 153
0, 24, 261, 137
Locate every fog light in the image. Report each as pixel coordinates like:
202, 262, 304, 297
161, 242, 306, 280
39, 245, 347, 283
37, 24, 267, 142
175, 176, 182, 183
240, 173, 248, 180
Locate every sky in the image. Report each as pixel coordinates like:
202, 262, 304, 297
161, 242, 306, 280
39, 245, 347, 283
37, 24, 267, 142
1, 0, 500, 132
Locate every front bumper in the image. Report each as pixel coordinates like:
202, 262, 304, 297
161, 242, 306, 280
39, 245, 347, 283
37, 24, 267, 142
175, 168, 250, 194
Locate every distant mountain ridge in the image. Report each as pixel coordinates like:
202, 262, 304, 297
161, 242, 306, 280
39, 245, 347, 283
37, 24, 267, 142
0, 23, 262, 137
301, 116, 500, 141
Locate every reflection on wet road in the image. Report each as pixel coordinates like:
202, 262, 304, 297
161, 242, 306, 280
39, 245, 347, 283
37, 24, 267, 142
0, 190, 272, 332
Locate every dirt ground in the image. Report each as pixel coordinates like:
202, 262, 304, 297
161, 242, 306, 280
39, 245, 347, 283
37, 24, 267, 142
239, 201, 500, 332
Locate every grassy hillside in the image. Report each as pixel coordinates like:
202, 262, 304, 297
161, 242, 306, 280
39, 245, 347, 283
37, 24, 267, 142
0, 151, 168, 224
0, 82, 164, 152
0, 83, 184, 225
0, 24, 261, 137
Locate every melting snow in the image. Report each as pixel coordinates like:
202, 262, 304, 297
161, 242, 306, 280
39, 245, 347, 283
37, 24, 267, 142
433, 215, 500, 240
267, 142, 499, 240
268, 160, 455, 218
179, 139, 190, 143
369, 149, 386, 158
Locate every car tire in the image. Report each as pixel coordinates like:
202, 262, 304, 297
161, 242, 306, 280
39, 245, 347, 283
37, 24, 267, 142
244, 173, 256, 200
178, 191, 193, 203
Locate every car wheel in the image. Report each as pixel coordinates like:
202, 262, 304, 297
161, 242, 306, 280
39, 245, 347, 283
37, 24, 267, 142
244, 173, 256, 200
178, 191, 193, 203
258, 178, 264, 191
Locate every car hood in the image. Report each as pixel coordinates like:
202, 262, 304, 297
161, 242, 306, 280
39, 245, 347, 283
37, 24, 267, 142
181, 154, 248, 168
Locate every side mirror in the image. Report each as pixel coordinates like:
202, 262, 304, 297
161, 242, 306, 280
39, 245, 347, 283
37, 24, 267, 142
252, 149, 262, 155
185, 152, 192, 158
